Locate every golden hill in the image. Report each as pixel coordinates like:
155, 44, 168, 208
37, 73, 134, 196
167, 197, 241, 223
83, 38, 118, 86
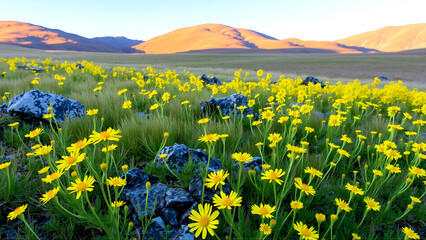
337, 23, 426, 52
132, 24, 375, 54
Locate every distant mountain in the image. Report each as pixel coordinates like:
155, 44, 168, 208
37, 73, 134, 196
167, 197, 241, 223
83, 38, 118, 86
92, 36, 144, 53
132, 23, 375, 54
0, 21, 123, 52
337, 23, 426, 52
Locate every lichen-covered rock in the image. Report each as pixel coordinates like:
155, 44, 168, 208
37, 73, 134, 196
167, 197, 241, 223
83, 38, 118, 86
200, 74, 222, 86
169, 225, 194, 240
156, 143, 222, 173
7, 90, 85, 122
302, 76, 325, 88
200, 93, 257, 118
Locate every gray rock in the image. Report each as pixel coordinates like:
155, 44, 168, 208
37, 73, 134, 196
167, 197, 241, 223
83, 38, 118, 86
200, 93, 258, 118
137, 112, 152, 118
180, 201, 198, 225
189, 174, 230, 203
0, 103, 8, 113
302, 76, 325, 88
140, 216, 168, 240
169, 225, 194, 240
122, 168, 158, 189
160, 208, 180, 227
241, 157, 263, 171
165, 188, 195, 211
75, 63, 84, 69
122, 182, 168, 223
17, 65, 44, 73
200, 74, 222, 86
416, 133, 426, 143
7, 90, 85, 122
377, 76, 389, 81
156, 143, 222, 173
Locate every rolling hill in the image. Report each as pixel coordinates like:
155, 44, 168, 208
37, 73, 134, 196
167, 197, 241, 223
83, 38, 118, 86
336, 23, 426, 52
131, 24, 376, 54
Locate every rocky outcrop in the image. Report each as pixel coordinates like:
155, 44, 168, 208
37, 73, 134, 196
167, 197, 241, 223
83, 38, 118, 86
7, 90, 85, 122
302, 76, 326, 88
200, 74, 222, 85
200, 93, 257, 118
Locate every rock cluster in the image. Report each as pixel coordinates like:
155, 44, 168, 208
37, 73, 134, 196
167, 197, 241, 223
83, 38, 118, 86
17, 65, 44, 73
200, 74, 222, 85
302, 76, 326, 88
200, 93, 258, 118
7, 90, 85, 122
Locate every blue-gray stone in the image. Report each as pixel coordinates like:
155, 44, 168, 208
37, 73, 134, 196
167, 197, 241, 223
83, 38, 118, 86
302, 76, 325, 88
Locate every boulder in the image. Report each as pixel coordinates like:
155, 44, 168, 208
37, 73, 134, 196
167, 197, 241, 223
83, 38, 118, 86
302, 76, 325, 88
0, 103, 7, 113
122, 168, 158, 189
200, 93, 257, 118
75, 63, 84, 69
17, 65, 44, 73
200, 74, 222, 86
156, 143, 222, 173
7, 90, 85, 122
160, 208, 180, 227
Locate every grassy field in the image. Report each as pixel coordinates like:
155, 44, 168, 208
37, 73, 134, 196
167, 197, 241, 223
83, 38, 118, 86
1, 44, 425, 89
0, 46, 425, 240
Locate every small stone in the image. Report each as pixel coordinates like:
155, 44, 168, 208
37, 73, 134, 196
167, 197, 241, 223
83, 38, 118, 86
160, 208, 180, 227
200, 74, 222, 86
302, 76, 325, 88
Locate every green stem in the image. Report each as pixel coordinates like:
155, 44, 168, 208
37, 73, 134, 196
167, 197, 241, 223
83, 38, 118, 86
18, 216, 41, 240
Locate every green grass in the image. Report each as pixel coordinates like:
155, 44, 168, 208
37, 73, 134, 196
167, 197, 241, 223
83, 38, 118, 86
0, 54, 425, 240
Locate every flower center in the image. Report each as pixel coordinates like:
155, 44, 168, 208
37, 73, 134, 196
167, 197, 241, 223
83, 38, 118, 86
66, 156, 77, 164
301, 228, 311, 237
199, 216, 209, 227
100, 131, 111, 139
222, 197, 232, 206
213, 175, 222, 183
259, 207, 269, 215
76, 182, 87, 191
75, 141, 85, 148
300, 184, 309, 192
269, 172, 278, 179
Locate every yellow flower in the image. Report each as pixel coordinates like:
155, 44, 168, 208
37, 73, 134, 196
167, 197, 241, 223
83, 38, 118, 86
213, 191, 242, 210
261, 169, 286, 185
117, 88, 128, 95
67, 175, 96, 199
257, 69, 263, 77
304, 167, 323, 178
290, 200, 304, 210
122, 100, 132, 109
410, 196, 421, 203
251, 203, 276, 219
352, 233, 361, 240
106, 176, 127, 187
385, 149, 402, 161
345, 183, 364, 195
89, 128, 122, 144
8, 122, 19, 127
259, 223, 272, 235
25, 128, 43, 138
37, 166, 50, 174
294, 178, 316, 196
315, 213, 326, 222
188, 203, 219, 239
261, 110, 275, 121
267, 133, 282, 143
43, 113, 55, 119
93, 86, 102, 92
408, 166, 426, 178
34, 145, 53, 156
331, 214, 338, 221
385, 164, 401, 174
340, 134, 352, 144
334, 198, 352, 212
56, 152, 86, 171
86, 109, 99, 116
67, 138, 89, 153
232, 152, 253, 163
111, 200, 126, 208
42, 170, 64, 184
402, 227, 420, 239
7, 204, 28, 220
363, 197, 381, 211
102, 144, 118, 152
293, 221, 319, 240
150, 103, 160, 110
198, 133, 220, 143
0, 161, 11, 170
40, 187, 60, 205
328, 114, 342, 127
337, 149, 350, 158
305, 127, 314, 133
205, 169, 229, 190
198, 118, 209, 124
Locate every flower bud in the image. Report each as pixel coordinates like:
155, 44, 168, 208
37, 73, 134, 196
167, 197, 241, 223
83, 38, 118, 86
100, 163, 107, 170
164, 132, 169, 138
71, 171, 77, 177
146, 181, 151, 190
122, 165, 129, 171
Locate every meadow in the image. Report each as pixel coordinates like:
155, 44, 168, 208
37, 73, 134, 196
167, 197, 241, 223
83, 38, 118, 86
0, 48, 425, 240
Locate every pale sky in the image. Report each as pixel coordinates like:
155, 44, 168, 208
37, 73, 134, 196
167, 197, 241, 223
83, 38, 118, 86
1, 0, 425, 41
